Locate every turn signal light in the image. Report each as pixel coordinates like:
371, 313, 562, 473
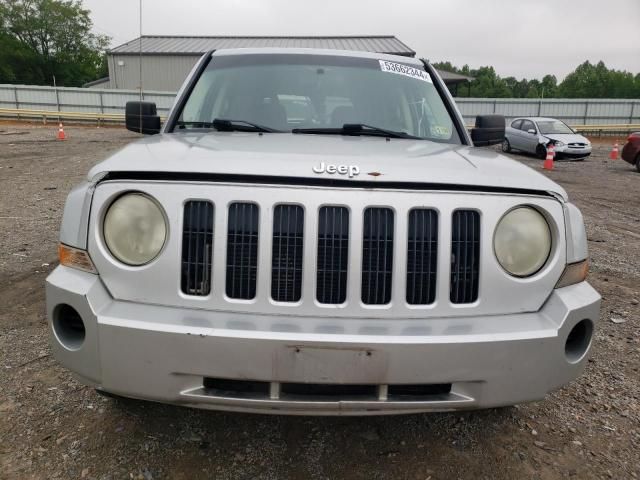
555, 260, 589, 289
58, 244, 97, 274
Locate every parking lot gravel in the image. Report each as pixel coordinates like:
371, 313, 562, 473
0, 122, 638, 479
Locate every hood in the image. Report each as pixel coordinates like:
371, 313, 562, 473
542, 133, 589, 144
89, 132, 568, 200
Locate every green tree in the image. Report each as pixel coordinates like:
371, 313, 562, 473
0, 0, 109, 86
540, 75, 558, 98
432, 61, 459, 75
514, 79, 531, 98
435, 59, 639, 98
0, 31, 40, 83
556, 61, 638, 98
479, 69, 510, 97
502, 76, 518, 93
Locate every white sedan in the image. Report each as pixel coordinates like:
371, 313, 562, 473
503, 117, 592, 159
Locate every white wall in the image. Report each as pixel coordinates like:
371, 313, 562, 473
108, 54, 201, 91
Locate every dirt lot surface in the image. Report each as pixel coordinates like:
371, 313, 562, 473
1, 123, 638, 479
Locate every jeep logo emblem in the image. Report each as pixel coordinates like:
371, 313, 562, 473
312, 162, 360, 178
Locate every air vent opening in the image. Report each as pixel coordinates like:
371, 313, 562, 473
52, 304, 85, 351
203, 378, 270, 396
406, 209, 438, 305
388, 383, 452, 398
280, 383, 378, 399
317, 206, 350, 304
565, 319, 593, 364
226, 202, 259, 300
361, 207, 394, 305
271, 205, 304, 302
450, 210, 480, 304
181, 201, 214, 296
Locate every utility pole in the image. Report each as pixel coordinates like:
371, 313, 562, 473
139, 0, 143, 133
53, 75, 60, 122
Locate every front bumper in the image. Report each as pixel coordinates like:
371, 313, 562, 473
46, 266, 601, 415
554, 145, 592, 159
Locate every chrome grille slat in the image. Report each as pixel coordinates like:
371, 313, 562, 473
271, 205, 304, 302
406, 209, 438, 305
316, 206, 349, 304
361, 208, 394, 305
181, 200, 214, 296
450, 210, 480, 304
226, 202, 259, 300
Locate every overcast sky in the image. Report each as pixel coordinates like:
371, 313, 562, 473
84, 0, 640, 80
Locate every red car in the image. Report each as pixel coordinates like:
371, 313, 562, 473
622, 132, 640, 172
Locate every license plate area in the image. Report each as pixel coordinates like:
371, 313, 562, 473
274, 345, 388, 384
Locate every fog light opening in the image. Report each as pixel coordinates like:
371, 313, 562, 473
565, 319, 593, 364
52, 304, 86, 350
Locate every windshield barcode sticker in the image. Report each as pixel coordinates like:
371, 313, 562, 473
379, 60, 432, 83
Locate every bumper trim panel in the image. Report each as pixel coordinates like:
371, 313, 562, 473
180, 385, 474, 415
46, 266, 601, 415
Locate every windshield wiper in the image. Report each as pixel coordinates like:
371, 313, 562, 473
292, 123, 422, 139
176, 118, 281, 133
211, 118, 282, 133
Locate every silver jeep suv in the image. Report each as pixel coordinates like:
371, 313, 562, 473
46, 48, 600, 415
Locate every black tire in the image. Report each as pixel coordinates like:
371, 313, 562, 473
536, 144, 547, 160
636, 154, 640, 173
501, 139, 511, 153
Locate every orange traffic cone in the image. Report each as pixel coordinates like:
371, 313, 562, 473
543, 143, 555, 170
57, 122, 66, 140
609, 143, 619, 160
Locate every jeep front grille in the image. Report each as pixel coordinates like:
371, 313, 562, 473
226, 202, 259, 300
406, 208, 438, 305
181, 200, 214, 296
361, 207, 394, 305
180, 202, 482, 307
271, 204, 304, 302
316, 206, 349, 304
450, 210, 480, 304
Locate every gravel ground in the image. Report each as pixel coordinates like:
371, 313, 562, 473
0, 123, 638, 480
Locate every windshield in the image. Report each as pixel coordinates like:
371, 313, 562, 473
176, 54, 461, 144
537, 120, 574, 135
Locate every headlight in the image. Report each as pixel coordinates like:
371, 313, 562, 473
494, 207, 552, 277
554, 140, 565, 147
103, 193, 167, 266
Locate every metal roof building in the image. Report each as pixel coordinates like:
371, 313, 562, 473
106, 35, 471, 91
110, 35, 416, 57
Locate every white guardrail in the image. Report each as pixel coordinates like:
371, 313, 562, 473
0, 84, 176, 123
1, 83, 639, 131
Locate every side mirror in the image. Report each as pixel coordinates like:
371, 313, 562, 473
471, 114, 505, 147
125, 101, 161, 135
527, 129, 537, 135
